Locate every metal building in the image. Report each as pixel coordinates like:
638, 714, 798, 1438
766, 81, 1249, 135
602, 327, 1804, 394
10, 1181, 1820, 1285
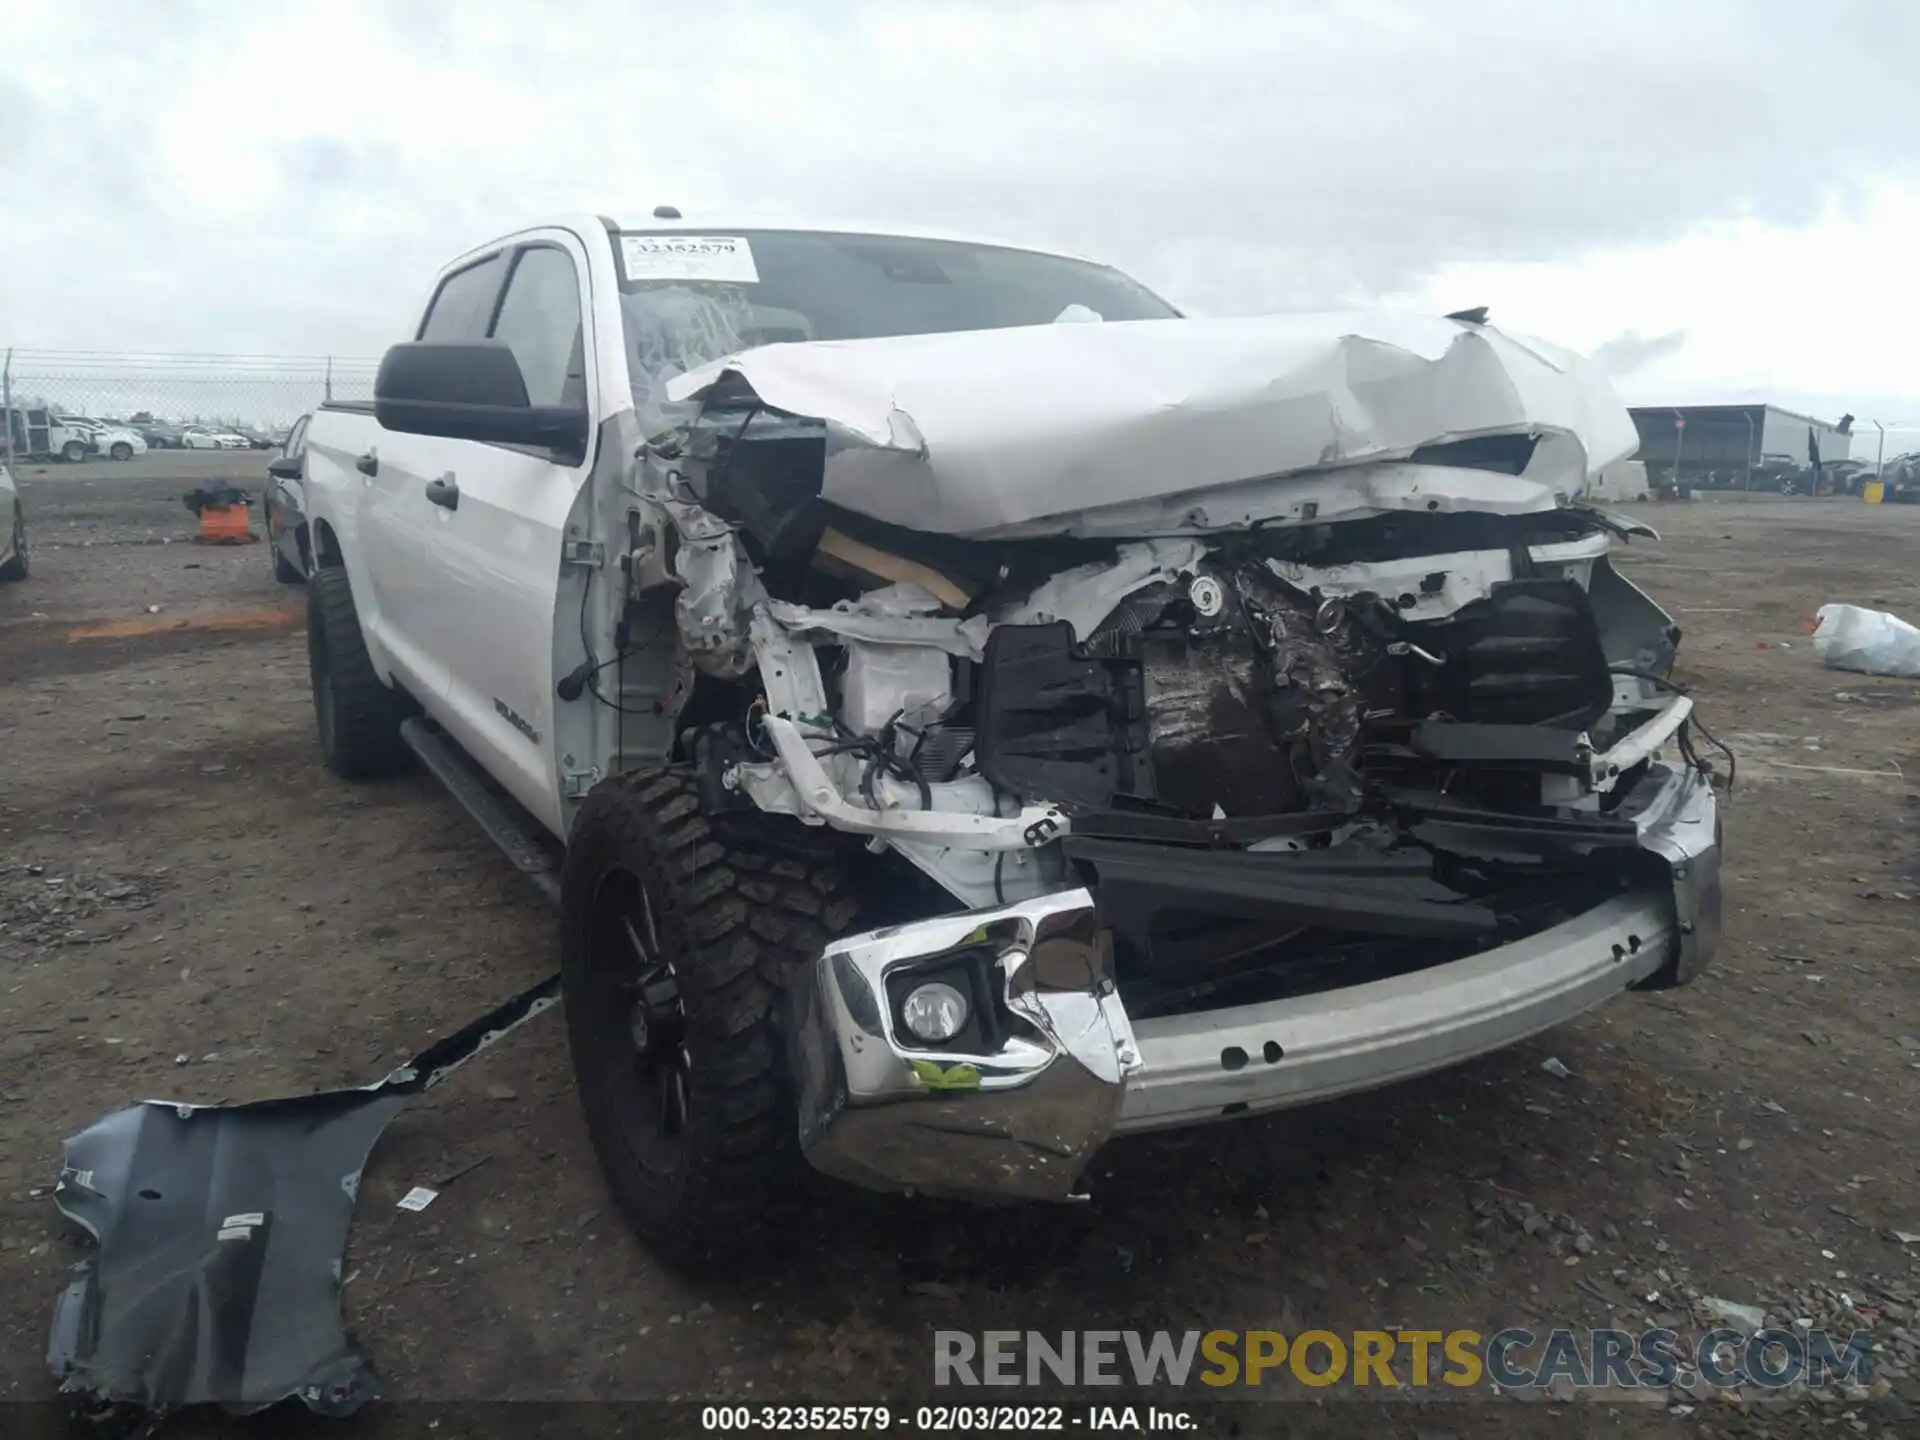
1627, 405, 1852, 489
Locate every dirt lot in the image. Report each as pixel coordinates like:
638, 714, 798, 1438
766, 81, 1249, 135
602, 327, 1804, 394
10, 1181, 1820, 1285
3, 457, 1919, 1436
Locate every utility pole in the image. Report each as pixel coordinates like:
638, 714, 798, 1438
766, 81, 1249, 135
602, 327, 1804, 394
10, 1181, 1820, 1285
1874, 420, 1886, 479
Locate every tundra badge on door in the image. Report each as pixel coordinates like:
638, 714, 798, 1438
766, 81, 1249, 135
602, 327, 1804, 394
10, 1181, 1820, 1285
493, 698, 540, 744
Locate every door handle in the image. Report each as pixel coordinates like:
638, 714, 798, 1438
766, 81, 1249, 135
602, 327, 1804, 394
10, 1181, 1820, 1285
425, 476, 459, 511
356, 451, 378, 477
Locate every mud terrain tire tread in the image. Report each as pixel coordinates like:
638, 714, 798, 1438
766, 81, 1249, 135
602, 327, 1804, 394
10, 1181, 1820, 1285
560, 767, 861, 1272
307, 566, 408, 778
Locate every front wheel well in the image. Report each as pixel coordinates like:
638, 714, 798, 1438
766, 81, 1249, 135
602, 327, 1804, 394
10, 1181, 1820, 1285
311, 519, 344, 569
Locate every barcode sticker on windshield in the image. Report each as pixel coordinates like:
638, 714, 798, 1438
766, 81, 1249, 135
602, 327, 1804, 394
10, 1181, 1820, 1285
619, 235, 759, 284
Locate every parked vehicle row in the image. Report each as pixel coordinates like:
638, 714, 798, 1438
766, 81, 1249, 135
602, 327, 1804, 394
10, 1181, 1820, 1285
1, 408, 292, 461
141, 421, 259, 450
181, 428, 253, 450
1878, 453, 1920, 503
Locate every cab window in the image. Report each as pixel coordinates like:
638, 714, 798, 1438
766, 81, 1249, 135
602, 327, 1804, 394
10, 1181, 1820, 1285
418, 253, 507, 342
489, 246, 587, 409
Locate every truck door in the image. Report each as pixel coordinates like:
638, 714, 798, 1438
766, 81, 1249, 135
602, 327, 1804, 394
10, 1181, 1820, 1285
409, 237, 596, 835
355, 251, 512, 704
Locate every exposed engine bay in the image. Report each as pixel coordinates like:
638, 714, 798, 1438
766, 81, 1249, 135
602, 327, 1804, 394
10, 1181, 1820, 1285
589, 316, 1723, 1019
599, 443, 1711, 1019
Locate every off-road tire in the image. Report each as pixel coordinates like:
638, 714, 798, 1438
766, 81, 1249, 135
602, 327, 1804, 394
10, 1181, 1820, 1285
306, 566, 408, 778
560, 769, 862, 1272
0, 505, 27, 582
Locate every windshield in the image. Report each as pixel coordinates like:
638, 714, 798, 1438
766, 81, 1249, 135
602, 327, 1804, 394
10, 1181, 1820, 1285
616, 228, 1178, 429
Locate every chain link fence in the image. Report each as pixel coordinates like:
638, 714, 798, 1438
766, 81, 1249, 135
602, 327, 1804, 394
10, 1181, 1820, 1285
2, 349, 380, 463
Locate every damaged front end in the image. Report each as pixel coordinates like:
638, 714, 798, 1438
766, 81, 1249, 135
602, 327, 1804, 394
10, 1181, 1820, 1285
605, 313, 1723, 1203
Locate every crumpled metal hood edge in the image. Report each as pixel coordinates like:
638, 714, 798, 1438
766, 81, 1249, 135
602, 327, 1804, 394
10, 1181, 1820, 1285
666, 311, 1640, 538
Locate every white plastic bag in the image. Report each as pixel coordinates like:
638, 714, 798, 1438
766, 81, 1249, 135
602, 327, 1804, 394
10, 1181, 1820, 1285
1812, 603, 1920, 678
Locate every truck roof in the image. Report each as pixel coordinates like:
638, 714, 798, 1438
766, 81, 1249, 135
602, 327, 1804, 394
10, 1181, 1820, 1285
441, 211, 1107, 274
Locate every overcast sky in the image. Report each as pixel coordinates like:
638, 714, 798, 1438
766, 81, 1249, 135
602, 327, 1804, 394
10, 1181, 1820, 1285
6, 0, 1920, 447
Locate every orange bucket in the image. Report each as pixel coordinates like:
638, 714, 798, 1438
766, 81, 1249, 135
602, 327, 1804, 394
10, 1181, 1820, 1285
198, 504, 254, 544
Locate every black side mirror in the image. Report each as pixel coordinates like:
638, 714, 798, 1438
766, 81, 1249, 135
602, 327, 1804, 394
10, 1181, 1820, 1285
266, 455, 303, 480
374, 342, 589, 459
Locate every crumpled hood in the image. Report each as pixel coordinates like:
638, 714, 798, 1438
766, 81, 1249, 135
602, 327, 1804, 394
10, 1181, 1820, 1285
667, 311, 1640, 538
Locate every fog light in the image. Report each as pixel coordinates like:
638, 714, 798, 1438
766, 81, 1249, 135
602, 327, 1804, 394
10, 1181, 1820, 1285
900, 981, 969, 1044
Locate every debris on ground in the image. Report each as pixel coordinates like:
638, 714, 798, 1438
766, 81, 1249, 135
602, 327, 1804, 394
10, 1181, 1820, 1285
180, 486, 258, 545
46, 972, 558, 1420
1702, 1295, 1768, 1331
1812, 602, 1920, 678
179, 485, 254, 517
0, 862, 165, 949
1540, 1056, 1574, 1080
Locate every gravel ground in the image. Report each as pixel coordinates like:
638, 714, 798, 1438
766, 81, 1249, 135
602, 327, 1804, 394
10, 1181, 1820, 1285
2, 458, 1918, 1437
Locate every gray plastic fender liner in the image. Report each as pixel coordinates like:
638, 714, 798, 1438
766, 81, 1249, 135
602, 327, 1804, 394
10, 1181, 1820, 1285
47, 973, 558, 1418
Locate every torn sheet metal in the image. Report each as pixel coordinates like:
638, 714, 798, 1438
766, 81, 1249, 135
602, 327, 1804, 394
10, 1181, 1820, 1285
674, 525, 765, 678
989, 460, 1563, 541
48, 973, 559, 1419
666, 312, 1640, 538
766, 582, 991, 660
995, 538, 1207, 640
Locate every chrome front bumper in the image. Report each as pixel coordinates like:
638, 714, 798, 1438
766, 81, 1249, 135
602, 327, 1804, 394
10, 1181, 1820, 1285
788, 761, 1721, 1202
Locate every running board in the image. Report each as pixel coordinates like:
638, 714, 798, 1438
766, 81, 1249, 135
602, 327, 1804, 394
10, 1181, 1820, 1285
399, 718, 563, 908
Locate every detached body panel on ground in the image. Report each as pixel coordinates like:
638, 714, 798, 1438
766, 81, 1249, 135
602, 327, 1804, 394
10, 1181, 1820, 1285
297, 214, 1723, 1258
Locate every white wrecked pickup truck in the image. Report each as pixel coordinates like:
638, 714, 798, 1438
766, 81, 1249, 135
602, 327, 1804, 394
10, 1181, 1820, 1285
299, 213, 1722, 1270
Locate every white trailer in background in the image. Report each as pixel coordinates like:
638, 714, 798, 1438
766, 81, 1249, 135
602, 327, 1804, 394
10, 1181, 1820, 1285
1590, 459, 1651, 501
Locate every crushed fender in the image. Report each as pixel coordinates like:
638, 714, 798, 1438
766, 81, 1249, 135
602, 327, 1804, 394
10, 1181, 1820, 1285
47, 972, 560, 1421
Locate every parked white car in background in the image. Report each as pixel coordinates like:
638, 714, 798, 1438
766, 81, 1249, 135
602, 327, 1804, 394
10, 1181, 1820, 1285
47, 416, 148, 460
91, 424, 148, 462
182, 429, 236, 450
50, 418, 102, 462
1, 461, 27, 581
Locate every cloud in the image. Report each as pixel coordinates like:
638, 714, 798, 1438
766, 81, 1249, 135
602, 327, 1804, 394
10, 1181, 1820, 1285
1590, 330, 1690, 379
1389, 182, 1920, 428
